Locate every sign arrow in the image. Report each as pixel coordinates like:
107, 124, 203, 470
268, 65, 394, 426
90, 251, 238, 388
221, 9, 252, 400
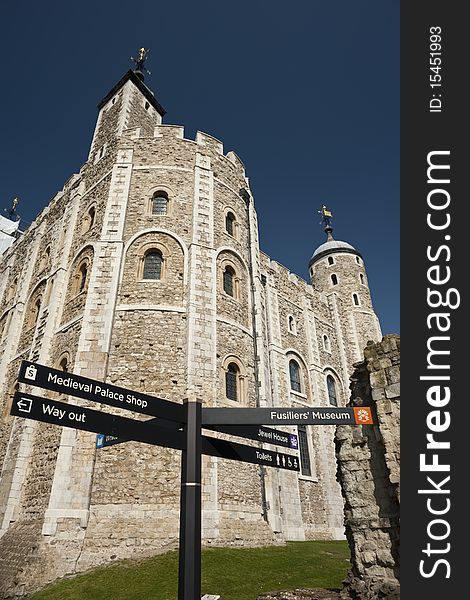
16, 397, 32, 413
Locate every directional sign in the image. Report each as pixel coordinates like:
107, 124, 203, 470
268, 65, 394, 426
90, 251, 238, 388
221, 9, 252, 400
11, 392, 299, 472
205, 424, 298, 450
18, 361, 184, 423
202, 406, 374, 426
96, 434, 122, 448
96, 421, 298, 451
11, 391, 187, 451
202, 434, 299, 472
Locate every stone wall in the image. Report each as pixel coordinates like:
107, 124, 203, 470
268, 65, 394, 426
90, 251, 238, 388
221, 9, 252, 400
335, 335, 400, 600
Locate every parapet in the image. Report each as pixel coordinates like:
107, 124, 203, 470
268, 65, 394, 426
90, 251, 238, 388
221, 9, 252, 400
195, 131, 224, 155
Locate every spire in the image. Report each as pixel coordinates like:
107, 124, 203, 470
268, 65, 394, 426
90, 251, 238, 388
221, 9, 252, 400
131, 47, 151, 81
318, 204, 334, 241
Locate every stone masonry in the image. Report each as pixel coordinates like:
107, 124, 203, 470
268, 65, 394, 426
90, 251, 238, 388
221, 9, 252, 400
336, 335, 400, 600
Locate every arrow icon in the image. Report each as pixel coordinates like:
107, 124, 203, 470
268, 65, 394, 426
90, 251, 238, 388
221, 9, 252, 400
17, 397, 32, 414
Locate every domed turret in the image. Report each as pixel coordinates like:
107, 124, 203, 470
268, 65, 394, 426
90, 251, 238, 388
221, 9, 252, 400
309, 205, 381, 362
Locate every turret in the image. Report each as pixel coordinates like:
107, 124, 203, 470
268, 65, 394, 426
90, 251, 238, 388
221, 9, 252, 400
309, 206, 381, 362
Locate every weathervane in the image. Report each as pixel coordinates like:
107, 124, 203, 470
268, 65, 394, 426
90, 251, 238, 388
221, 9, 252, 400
318, 204, 333, 229
4, 197, 20, 221
131, 47, 151, 77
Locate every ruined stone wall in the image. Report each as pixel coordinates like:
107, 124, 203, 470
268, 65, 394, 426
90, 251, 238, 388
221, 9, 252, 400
335, 335, 400, 600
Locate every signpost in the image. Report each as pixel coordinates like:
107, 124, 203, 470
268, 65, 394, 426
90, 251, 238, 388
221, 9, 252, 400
12, 360, 373, 600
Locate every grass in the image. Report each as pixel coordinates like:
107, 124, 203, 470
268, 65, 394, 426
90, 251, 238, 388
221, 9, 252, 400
29, 541, 350, 600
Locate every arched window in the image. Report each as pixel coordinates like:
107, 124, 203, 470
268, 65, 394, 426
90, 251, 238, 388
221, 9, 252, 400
326, 375, 338, 406
353, 293, 360, 306
82, 204, 96, 233
78, 263, 88, 293
298, 425, 312, 477
223, 266, 235, 296
328, 256, 334, 265
331, 274, 338, 286
143, 250, 163, 280
151, 192, 168, 215
356, 256, 361, 264
225, 362, 240, 401
30, 297, 42, 328
39, 246, 51, 272
225, 212, 235, 236
289, 359, 301, 392
59, 356, 69, 372
8, 278, 18, 301
87, 205, 96, 229
323, 335, 331, 352
359, 273, 365, 285
288, 315, 296, 334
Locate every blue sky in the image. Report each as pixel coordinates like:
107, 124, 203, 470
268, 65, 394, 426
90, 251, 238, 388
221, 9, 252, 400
0, 0, 399, 334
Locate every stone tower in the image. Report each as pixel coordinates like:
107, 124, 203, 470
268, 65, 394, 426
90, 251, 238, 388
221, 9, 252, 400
0, 64, 382, 596
308, 219, 382, 371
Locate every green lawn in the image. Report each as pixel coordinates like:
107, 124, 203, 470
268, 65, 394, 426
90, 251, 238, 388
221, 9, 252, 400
29, 541, 350, 600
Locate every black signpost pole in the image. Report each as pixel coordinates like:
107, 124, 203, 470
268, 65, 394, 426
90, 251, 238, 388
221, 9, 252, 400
178, 401, 202, 600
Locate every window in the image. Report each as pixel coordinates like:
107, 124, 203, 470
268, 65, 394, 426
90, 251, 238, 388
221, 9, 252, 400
288, 315, 296, 334
323, 335, 331, 352
151, 192, 168, 215
223, 266, 235, 296
298, 425, 312, 477
8, 278, 18, 301
225, 362, 239, 401
326, 375, 338, 406
353, 293, 360, 306
70, 252, 93, 297
356, 256, 361, 264
289, 359, 301, 392
58, 355, 69, 372
143, 250, 163, 280
30, 298, 42, 328
359, 273, 365, 285
39, 246, 51, 272
225, 212, 235, 236
328, 256, 334, 265
78, 264, 88, 293
331, 274, 338, 286
143, 251, 162, 280
88, 205, 96, 229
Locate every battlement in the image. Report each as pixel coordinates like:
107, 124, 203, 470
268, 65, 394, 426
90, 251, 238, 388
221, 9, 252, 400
154, 124, 185, 139
195, 131, 224, 154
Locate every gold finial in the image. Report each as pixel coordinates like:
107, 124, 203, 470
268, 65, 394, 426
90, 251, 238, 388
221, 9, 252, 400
318, 204, 333, 227
131, 47, 151, 77
4, 197, 20, 221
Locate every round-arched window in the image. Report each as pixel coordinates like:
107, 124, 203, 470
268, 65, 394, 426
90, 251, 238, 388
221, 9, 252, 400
289, 359, 301, 392
326, 375, 338, 406
151, 192, 168, 215
225, 363, 240, 401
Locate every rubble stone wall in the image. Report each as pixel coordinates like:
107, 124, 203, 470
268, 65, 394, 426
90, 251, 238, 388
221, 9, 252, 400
336, 335, 400, 600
